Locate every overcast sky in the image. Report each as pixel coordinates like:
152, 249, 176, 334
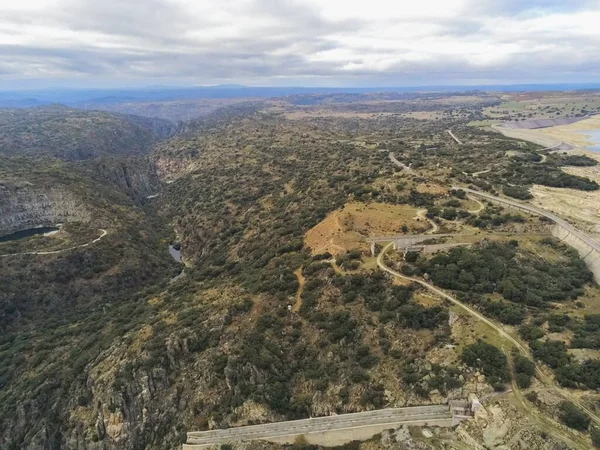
1, 0, 599, 88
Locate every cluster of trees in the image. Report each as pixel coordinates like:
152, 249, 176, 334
337, 249, 362, 270
426, 205, 471, 221
503, 185, 532, 200
530, 340, 600, 390
513, 354, 536, 388
559, 401, 591, 431
461, 340, 510, 389
554, 154, 598, 167
414, 241, 592, 308
467, 210, 525, 229
511, 152, 543, 163
501, 161, 599, 191
569, 314, 600, 349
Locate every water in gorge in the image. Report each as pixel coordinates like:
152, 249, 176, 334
0, 226, 60, 243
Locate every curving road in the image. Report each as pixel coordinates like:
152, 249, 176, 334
376, 242, 600, 426
416, 209, 439, 233
389, 153, 414, 173
466, 195, 485, 214
454, 187, 600, 253
0, 229, 108, 257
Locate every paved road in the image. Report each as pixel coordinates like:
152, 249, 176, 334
455, 187, 600, 253
0, 228, 108, 257
185, 405, 451, 447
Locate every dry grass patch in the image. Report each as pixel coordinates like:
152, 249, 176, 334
416, 182, 448, 195
304, 202, 424, 255
531, 185, 600, 226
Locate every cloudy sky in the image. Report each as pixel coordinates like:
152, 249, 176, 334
1, 0, 599, 88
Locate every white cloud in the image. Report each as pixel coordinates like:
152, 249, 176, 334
0, 0, 599, 86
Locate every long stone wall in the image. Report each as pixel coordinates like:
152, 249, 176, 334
184, 405, 457, 449
551, 224, 600, 282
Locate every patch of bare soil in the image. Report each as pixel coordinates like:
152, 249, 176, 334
416, 183, 448, 194
304, 202, 425, 255
292, 267, 305, 313
530, 184, 600, 226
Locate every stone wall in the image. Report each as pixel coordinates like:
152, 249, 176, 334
552, 224, 600, 283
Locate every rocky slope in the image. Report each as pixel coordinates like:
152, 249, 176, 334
0, 181, 90, 236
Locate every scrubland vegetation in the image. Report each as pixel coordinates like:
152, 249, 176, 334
2, 93, 600, 449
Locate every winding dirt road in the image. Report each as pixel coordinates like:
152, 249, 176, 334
0, 229, 108, 257
376, 242, 600, 427
416, 209, 438, 234
447, 129, 463, 145
466, 196, 485, 214
389, 153, 414, 173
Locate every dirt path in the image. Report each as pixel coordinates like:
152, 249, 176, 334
447, 129, 463, 145
505, 349, 590, 450
416, 209, 438, 234
389, 153, 414, 173
0, 229, 108, 257
377, 242, 600, 427
472, 168, 491, 177
466, 195, 485, 214
292, 267, 306, 313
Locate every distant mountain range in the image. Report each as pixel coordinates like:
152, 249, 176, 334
2, 83, 600, 108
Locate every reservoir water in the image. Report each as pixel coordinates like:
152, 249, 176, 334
0, 226, 60, 243
168, 245, 182, 262
576, 129, 600, 152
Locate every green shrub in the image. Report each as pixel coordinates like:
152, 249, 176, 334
559, 401, 590, 431
462, 340, 510, 385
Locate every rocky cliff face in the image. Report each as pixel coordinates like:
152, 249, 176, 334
0, 182, 91, 236
87, 157, 163, 200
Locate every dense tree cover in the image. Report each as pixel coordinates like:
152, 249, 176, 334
449, 188, 467, 199
0, 106, 174, 160
592, 427, 600, 448
503, 185, 533, 200
568, 315, 600, 349
531, 340, 571, 369
559, 401, 591, 431
462, 341, 510, 388
519, 323, 546, 341
337, 249, 363, 270
511, 152, 543, 163
466, 208, 525, 229
415, 241, 592, 307
499, 161, 599, 191
3, 94, 599, 449
553, 154, 599, 167
513, 354, 536, 388
530, 340, 600, 390
0, 159, 181, 448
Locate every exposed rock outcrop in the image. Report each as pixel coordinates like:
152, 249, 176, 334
87, 157, 163, 201
0, 182, 90, 236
